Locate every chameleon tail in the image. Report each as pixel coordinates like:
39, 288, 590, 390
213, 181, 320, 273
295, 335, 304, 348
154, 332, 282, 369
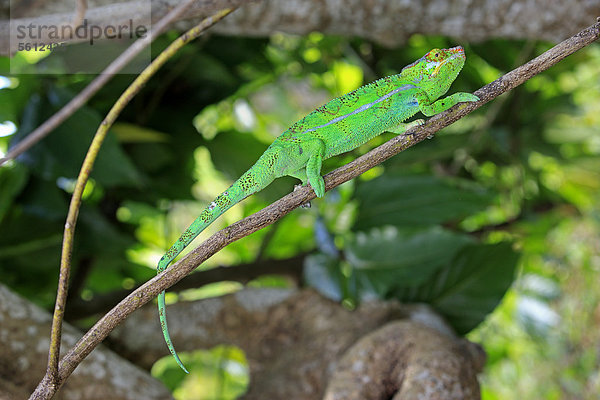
157, 290, 188, 373
156, 165, 271, 373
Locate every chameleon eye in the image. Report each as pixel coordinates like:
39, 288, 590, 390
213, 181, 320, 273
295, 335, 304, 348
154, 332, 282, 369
428, 49, 441, 60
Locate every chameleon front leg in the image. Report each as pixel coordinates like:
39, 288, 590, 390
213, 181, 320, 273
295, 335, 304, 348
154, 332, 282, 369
306, 153, 325, 198
415, 91, 479, 117
305, 139, 327, 198
388, 91, 478, 136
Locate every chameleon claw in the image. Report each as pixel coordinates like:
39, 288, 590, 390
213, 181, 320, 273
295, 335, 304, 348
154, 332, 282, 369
294, 184, 312, 208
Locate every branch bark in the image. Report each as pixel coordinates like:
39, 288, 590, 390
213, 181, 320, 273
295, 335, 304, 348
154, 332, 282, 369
324, 321, 484, 400
0, 283, 172, 400
27, 17, 600, 400
0, 0, 246, 55
2, 0, 598, 53
2, 283, 483, 399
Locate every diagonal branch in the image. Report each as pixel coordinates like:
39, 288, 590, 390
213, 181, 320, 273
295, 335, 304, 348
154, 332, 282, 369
31, 17, 600, 400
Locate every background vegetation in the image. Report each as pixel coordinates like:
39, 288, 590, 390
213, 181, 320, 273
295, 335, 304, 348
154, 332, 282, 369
1, 31, 599, 399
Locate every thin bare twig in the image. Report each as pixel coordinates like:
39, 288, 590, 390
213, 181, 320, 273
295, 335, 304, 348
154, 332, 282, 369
30, 18, 600, 399
36, 3, 234, 399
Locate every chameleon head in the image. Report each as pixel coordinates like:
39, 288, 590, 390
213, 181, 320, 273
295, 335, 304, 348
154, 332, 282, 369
402, 46, 467, 101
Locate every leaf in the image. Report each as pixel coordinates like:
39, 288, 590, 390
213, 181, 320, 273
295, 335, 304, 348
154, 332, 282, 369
206, 131, 296, 201
346, 226, 474, 296
78, 206, 136, 256
12, 87, 143, 188
397, 242, 519, 334
0, 74, 39, 123
19, 176, 69, 220
111, 122, 170, 143
354, 173, 493, 230
332, 61, 363, 95
303, 253, 344, 301
205, 131, 266, 180
0, 89, 16, 122
0, 162, 29, 222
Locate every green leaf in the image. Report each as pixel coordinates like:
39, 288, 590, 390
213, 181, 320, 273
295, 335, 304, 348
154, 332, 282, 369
205, 131, 266, 180
12, 87, 143, 188
397, 242, 519, 334
0, 89, 16, 123
0, 75, 39, 123
0, 163, 29, 222
78, 207, 135, 255
153, 345, 248, 397
206, 131, 296, 201
354, 173, 493, 230
111, 122, 170, 143
19, 176, 69, 220
347, 226, 474, 296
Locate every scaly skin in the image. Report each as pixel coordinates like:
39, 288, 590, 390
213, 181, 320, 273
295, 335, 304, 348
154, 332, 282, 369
157, 46, 479, 372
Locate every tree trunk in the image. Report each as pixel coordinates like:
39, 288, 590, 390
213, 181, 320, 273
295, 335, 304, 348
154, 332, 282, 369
112, 287, 485, 399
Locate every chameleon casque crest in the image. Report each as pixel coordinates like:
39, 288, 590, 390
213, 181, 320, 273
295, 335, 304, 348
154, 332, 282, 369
157, 46, 479, 372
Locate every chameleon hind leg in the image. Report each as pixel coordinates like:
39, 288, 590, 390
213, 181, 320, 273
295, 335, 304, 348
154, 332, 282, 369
304, 139, 327, 198
306, 153, 325, 198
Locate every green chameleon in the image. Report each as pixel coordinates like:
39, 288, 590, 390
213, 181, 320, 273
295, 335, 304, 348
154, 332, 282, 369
157, 46, 479, 373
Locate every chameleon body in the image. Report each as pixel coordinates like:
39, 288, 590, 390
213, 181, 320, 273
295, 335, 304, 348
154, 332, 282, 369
157, 46, 479, 372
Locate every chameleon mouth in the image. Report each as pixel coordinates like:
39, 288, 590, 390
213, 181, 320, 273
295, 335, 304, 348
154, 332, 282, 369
433, 61, 446, 76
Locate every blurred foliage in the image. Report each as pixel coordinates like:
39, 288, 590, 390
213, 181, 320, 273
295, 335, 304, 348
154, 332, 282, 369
0, 29, 599, 399
152, 345, 248, 399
